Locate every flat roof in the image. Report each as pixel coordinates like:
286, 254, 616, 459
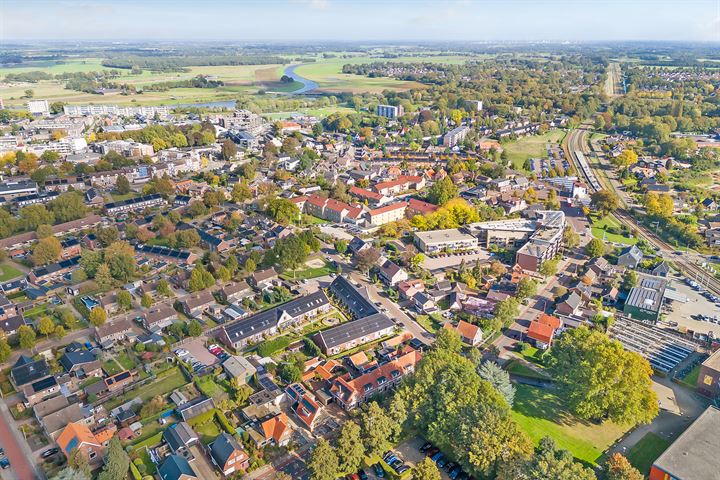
414, 228, 476, 245
653, 406, 720, 479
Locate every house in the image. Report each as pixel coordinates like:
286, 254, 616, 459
398, 279, 424, 300
177, 397, 215, 422
377, 260, 408, 286
39, 402, 88, 439
143, 303, 178, 331
367, 202, 407, 226
259, 413, 292, 447
347, 236, 371, 255
623, 275, 667, 322
22, 375, 60, 406
701, 198, 718, 210
696, 349, 720, 398
648, 406, 720, 480
11, 356, 49, 388
163, 421, 198, 455
285, 383, 322, 431
443, 320, 483, 347
218, 281, 251, 303
330, 350, 421, 410
222, 356, 257, 385
617, 245, 643, 269
555, 292, 582, 317
158, 455, 198, 480
104, 370, 134, 392
249, 268, 278, 290
526, 314, 562, 349
95, 318, 133, 344
57, 422, 105, 464
413, 292, 437, 314
180, 291, 215, 317
314, 313, 395, 355
209, 432, 250, 476
59, 350, 102, 378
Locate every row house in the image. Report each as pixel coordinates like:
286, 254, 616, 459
372, 175, 425, 196
104, 193, 166, 215
367, 202, 407, 226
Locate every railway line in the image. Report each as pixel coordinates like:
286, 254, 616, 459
566, 128, 720, 297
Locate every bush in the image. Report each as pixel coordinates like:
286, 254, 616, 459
216, 410, 235, 434
256, 336, 292, 357
517, 342, 530, 353
129, 462, 142, 480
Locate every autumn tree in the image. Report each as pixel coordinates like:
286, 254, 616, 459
428, 176, 459, 206
115, 175, 131, 195
32, 236, 62, 266
89, 306, 107, 327
355, 247, 380, 274
37, 316, 55, 338
221, 139, 238, 160
591, 190, 619, 217
605, 453, 644, 480
412, 458, 441, 480
18, 325, 37, 349
266, 198, 300, 225
117, 290, 133, 311
308, 439, 338, 480
548, 327, 658, 426
585, 238, 606, 258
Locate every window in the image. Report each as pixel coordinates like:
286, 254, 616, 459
89, 450, 96, 459
704, 375, 714, 386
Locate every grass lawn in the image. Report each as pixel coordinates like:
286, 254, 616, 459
518, 346, 545, 366
301, 214, 330, 225
193, 419, 222, 444
626, 432, 671, 475
677, 363, 701, 389
103, 359, 123, 376
263, 105, 357, 120
111, 192, 138, 202
105, 367, 188, 410
511, 384, 629, 466
22, 304, 49, 320
116, 352, 138, 371
502, 130, 567, 171
195, 375, 225, 398
416, 313, 443, 333
590, 215, 638, 246
0, 263, 23, 282
506, 360, 550, 380
280, 260, 337, 281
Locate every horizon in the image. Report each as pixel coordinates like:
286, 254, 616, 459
2, 0, 719, 43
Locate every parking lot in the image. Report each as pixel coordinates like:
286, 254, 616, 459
395, 437, 450, 480
665, 274, 720, 337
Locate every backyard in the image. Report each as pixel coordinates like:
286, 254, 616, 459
104, 366, 188, 410
415, 313, 442, 334
502, 130, 567, 171
0, 262, 23, 282
511, 384, 629, 466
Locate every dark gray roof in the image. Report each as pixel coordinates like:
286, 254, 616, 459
329, 276, 378, 319
652, 406, 720, 479
316, 313, 395, 350
104, 193, 162, 210
209, 432, 242, 467
11, 358, 49, 386
59, 350, 97, 372
158, 454, 197, 480
163, 421, 197, 453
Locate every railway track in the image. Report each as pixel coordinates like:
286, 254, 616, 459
566, 128, 720, 297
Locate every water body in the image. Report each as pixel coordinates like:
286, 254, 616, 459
282, 64, 318, 94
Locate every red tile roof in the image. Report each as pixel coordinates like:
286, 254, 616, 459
527, 320, 555, 345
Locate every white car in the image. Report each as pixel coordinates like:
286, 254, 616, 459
208, 344, 220, 351
174, 349, 188, 357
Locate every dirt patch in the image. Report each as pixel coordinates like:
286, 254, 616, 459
255, 66, 281, 83
305, 258, 326, 268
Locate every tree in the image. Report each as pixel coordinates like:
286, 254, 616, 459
157, 279, 172, 297
53, 467, 90, 480
187, 200, 208, 218
591, 190, 619, 217
20, 204, 54, 230
277, 362, 302, 383
231, 182, 252, 203
141, 293, 153, 308
605, 453, 644, 480
428, 176, 458, 206
435, 327, 462, 353
412, 458, 442, 480
18, 325, 36, 349
478, 361, 516, 406
66, 447, 91, 479
37, 316, 55, 338
498, 436, 595, 480
355, 247, 380, 274
336, 421, 365, 474
585, 238, 606, 258
95, 226, 120, 247
89, 306, 107, 327
0, 338, 11, 363
410, 253, 425, 270
266, 198, 300, 225
358, 402, 395, 456
32, 236, 62, 266
48, 192, 87, 223
494, 298, 520, 328
95, 263, 114, 289
116, 175, 131, 195
36, 224, 53, 239
516, 278, 538, 300
221, 139, 237, 160
98, 437, 130, 480
308, 439, 338, 480
562, 225, 580, 249
244, 258, 257, 274
622, 270, 638, 290
117, 290, 133, 311
548, 327, 658, 426
215, 265, 232, 282
54, 325, 66, 339
334, 239, 348, 255
611, 149, 638, 169
104, 241, 136, 281
538, 258, 560, 277
187, 319, 202, 337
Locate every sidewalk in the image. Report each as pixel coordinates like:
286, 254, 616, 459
0, 401, 44, 480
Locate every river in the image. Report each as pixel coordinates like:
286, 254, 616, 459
282, 64, 318, 94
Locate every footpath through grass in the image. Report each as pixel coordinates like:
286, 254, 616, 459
626, 432, 671, 475
511, 384, 628, 466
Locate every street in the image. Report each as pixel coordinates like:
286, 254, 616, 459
0, 401, 42, 480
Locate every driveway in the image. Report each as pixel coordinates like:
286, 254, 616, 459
189, 445, 218, 480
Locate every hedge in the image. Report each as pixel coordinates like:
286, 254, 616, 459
216, 410, 235, 434
129, 462, 142, 480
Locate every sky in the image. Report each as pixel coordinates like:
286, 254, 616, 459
2, 0, 719, 43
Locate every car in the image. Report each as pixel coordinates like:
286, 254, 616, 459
420, 442, 433, 452
174, 349, 188, 357
346, 474, 359, 480
426, 447, 440, 457
209, 348, 223, 355
431, 452, 443, 462
372, 463, 385, 477
385, 455, 399, 465
0, 448, 3, 456
437, 457, 448, 468
358, 469, 368, 480
0, 458, 9, 469
396, 465, 410, 474
449, 466, 462, 479
390, 459, 403, 470
208, 344, 220, 351
445, 462, 457, 472
456, 472, 469, 480
41, 448, 59, 458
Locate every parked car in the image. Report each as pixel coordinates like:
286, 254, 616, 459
437, 457, 448, 468
445, 462, 457, 472
0, 458, 9, 469
41, 448, 59, 458
358, 469, 368, 480
346, 474, 359, 480
426, 447, 440, 457
420, 442, 433, 453
449, 466, 462, 479
396, 465, 410, 474
431, 452, 443, 462
372, 463, 385, 477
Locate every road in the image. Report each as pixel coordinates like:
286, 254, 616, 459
0, 401, 42, 480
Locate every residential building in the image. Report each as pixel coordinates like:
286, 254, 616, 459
330, 350, 421, 409
377, 260, 409, 286
373, 175, 425, 196
649, 406, 720, 480
57, 422, 105, 464
158, 455, 198, 480
95, 318, 133, 344
22, 376, 60, 406
368, 202, 407, 226
143, 303, 178, 331
525, 314, 562, 349
163, 421, 198, 455
180, 291, 215, 317
64, 104, 170, 118
617, 245, 644, 269
27, 99, 50, 116
413, 228, 478, 254
220, 291, 331, 350
376, 104, 404, 119
398, 279, 425, 300
104, 193, 166, 215
314, 313, 395, 355
0, 181, 38, 200
11, 356, 49, 388
222, 356, 257, 385
248, 268, 278, 290
623, 275, 668, 322
514, 210, 566, 272
442, 319, 483, 347
443, 125, 470, 147
259, 413, 291, 447
349, 186, 390, 206
218, 281, 251, 303
285, 383, 322, 431
28, 256, 81, 284
209, 432, 250, 476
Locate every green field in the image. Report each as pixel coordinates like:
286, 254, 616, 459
416, 313, 443, 333
280, 260, 338, 281
511, 384, 629, 466
0, 263, 23, 282
105, 367, 188, 410
502, 130, 567, 170
590, 215, 638, 245
626, 432, 671, 475
676, 363, 701, 389
263, 105, 357, 120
